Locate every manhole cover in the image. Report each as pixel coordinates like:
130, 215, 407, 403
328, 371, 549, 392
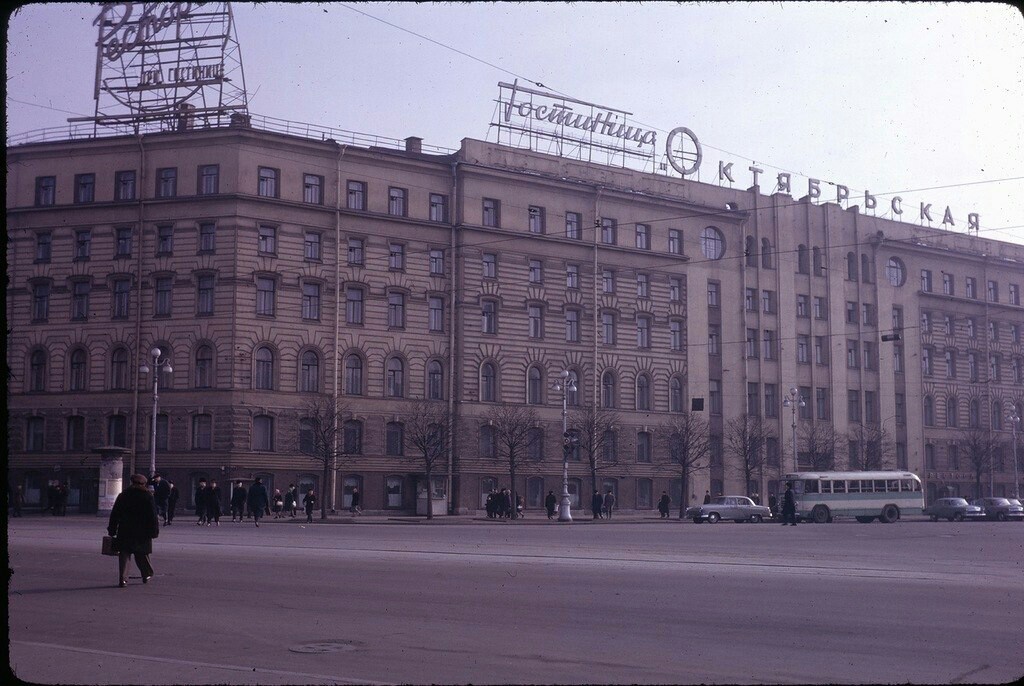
289, 640, 360, 654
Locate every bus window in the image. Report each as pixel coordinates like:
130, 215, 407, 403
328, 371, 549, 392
832, 480, 846, 494
904, 479, 921, 492
887, 480, 900, 492
792, 481, 805, 495
848, 480, 860, 493
873, 480, 887, 492
803, 480, 820, 494
820, 481, 831, 494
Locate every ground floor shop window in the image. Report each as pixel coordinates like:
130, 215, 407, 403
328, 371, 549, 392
385, 475, 404, 508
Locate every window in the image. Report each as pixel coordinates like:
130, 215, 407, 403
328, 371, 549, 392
301, 282, 321, 320
636, 374, 652, 411
480, 362, 497, 402
925, 444, 936, 470
256, 277, 276, 316
1013, 358, 1023, 384
428, 296, 445, 332
71, 280, 91, 320
709, 379, 722, 414
864, 391, 877, 423
944, 349, 957, 379
846, 301, 858, 324
424, 248, 444, 277
344, 354, 363, 395
635, 223, 650, 249
670, 319, 683, 351
116, 228, 133, 258
708, 326, 720, 355
846, 252, 858, 280
196, 274, 214, 315
481, 300, 498, 334
923, 396, 935, 426
987, 280, 999, 302
482, 253, 497, 279
745, 328, 759, 359
191, 414, 212, 450
797, 335, 810, 364
32, 283, 50, 321
602, 312, 616, 345
75, 173, 95, 203
254, 346, 275, 390
252, 415, 274, 451
194, 222, 215, 253
701, 226, 725, 259
602, 432, 616, 463
482, 198, 500, 227
256, 167, 279, 197
863, 342, 875, 370
968, 399, 980, 428
528, 206, 545, 234
153, 413, 169, 452
668, 229, 681, 255
762, 330, 776, 360
745, 288, 757, 312
528, 304, 544, 339
848, 390, 861, 423
108, 415, 128, 449
343, 238, 363, 266
942, 314, 955, 336
637, 273, 650, 298
429, 193, 448, 222
347, 181, 366, 210
762, 290, 775, 314
387, 291, 406, 328
529, 259, 543, 284
990, 354, 1001, 383
388, 187, 407, 216
35, 232, 52, 263
527, 432, 544, 462
894, 345, 904, 373
293, 350, 318, 392
346, 286, 364, 325
198, 164, 219, 194
385, 422, 404, 456
427, 360, 444, 400
636, 432, 652, 463
792, 294, 807, 318
941, 272, 954, 296
565, 308, 581, 342
966, 317, 976, 338
989, 321, 999, 343
814, 336, 828, 366
156, 224, 174, 255
813, 247, 824, 276
157, 167, 177, 197
797, 245, 810, 274
601, 371, 617, 408
386, 358, 405, 397
1012, 325, 1021, 345
815, 387, 828, 420
670, 377, 684, 412
389, 242, 405, 270
527, 366, 543, 404
968, 352, 979, 382
298, 173, 324, 204
75, 229, 92, 259
847, 340, 860, 369
945, 396, 958, 427
29, 350, 47, 391
746, 237, 757, 267
566, 212, 582, 239
304, 232, 321, 261
194, 345, 213, 388
669, 277, 681, 302
565, 264, 580, 290
66, 415, 86, 451
921, 346, 933, 375
602, 269, 615, 294
115, 170, 136, 201
26, 417, 45, 452
35, 176, 56, 206
862, 304, 874, 326
707, 281, 720, 307
762, 239, 773, 269
479, 425, 496, 459
153, 276, 172, 317
600, 217, 617, 244
966, 277, 977, 299
813, 296, 827, 320
257, 225, 276, 254
1010, 284, 1020, 306
747, 382, 761, 415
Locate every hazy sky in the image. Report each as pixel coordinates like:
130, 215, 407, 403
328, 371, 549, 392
6, 2, 1023, 244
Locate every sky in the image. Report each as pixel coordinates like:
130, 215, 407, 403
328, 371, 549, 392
6, 2, 1024, 245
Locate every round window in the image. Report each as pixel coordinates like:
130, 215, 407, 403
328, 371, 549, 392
886, 257, 906, 286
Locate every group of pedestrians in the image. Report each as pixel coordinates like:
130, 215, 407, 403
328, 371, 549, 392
149, 474, 180, 525
191, 478, 223, 526
484, 488, 524, 518
44, 481, 70, 516
590, 489, 617, 519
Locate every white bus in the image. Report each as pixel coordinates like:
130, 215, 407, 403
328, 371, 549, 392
782, 471, 925, 523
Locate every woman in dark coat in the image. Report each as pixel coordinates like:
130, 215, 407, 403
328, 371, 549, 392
658, 491, 671, 518
107, 474, 160, 587
206, 481, 222, 526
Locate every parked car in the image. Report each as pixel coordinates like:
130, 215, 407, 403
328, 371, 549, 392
685, 496, 772, 523
922, 497, 985, 522
970, 497, 1024, 521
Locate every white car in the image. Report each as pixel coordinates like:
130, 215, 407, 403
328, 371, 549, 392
685, 496, 772, 523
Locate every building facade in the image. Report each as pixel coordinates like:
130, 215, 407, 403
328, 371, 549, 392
6, 119, 1024, 513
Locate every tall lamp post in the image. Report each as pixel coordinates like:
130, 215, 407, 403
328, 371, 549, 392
553, 370, 577, 522
782, 387, 805, 474
1009, 406, 1021, 500
139, 347, 173, 479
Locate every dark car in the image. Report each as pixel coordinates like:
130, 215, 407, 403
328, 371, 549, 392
970, 497, 1024, 521
922, 497, 984, 522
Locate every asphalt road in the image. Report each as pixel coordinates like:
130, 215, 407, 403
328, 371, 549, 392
8, 516, 1024, 684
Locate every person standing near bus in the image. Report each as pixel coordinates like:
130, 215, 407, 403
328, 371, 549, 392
781, 481, 797, 526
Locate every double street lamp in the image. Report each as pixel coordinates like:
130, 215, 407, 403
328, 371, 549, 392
1009, 407, 1021, 500
782, 387, 805, 473
553, 370, 577, 522
139, 347, 173, 479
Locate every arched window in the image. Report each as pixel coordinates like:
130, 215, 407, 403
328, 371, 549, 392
479, 424, 496, 459
386, 357, 404, 398
29, 349, 47, 392
107, 414, 127, 447
527, 366, 543, 404
69, 348, 87, 391
527, 476, 544, 507
385, 422, 404, 456
566, 369, 580, 407
847, 252, 858, 281
252, 415, 274, 451
298, 417, 316, 454
1012, 357, 1022, 384
427, 360, 444, 400
300, 350, 320, 392
946, 396, 958, 427
66, 415, 86, 451
923, 396, 934, 426
669, 377, 684, 413
254, 346, 274, 390
812, 246, 823, 275
886, 257, 906, 286
602, 371, 616, 409
194, 344, 213, 388
480, 362, 497, 402
191, 414, 212, 450
344, 354, 363, 395
797, 244, 809, 274
745, 236, 757, 267
701, 226, 725, 260
527, 427, 544, 461
969, 399, 980, 428
761, 238, 772, 268
636, 373, 651, 411
992, 401, 1003, 430
343, 419, 363, 454
110, 347, 129, 390
861, 254, 872, 282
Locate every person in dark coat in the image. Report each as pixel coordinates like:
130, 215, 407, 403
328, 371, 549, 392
55, 481, 69, 516
247, 477, 269, 527
303, 489, 317, 523
781, 481, 797, 526
166, 482, 179, 525
703, 490, 712, 504
485, 490, 496, 518
151, 474, 170, 524
658, 491, 671, 518
515, 493, 525, 518
12, 485, 25, 517
194, 478, 208, 525
284, 484, 298, 518
501, 488, 513, 519
230, 481, 247, 522
768, 493, 778, 517
591, 490, 603, 519
350, 486, 362, 514
545, 490, 557, 519
206, 480, 222, 526
107, 474, 160, 587
603, 490, 616, 519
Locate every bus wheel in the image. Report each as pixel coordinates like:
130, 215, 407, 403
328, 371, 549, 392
707, 512, 720, 523
812, 505, 830, 524
751, 514, 763, 523
855, 516, 874, 523
880, 505, 899, 523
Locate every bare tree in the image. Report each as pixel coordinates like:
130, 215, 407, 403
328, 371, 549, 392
957, 426, 1000, 499
569, 403, 621, 496
297, 396, 352, 520
404, 400, 450, 520
659, 411, 711, 518
846, 424, 896, 471
724, 415, 775, 496
799, 422, 844, 471
486, 403, 539, 520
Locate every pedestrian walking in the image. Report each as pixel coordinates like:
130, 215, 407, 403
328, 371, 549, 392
55, 481, 69, 516
485, 490, 497, 518
271, 489, 284, 518
13, 485, 25, 518
107, 474, 159, 587
545, 490, 557, 519
247, 477, 269, 527
591, 490, 603, 519
658, 491, 671, 518
151, 474, 170, 524
284, 484, 297, 518
350, 486, 362, 514
230, 481, 247, 522
751, 492, 761, 506
303, 489, 316, 523
194, 478, 208, 525
206, 480, 222, 526
603, 489, 616, 519
501, 488, 513, 519
515, 493, 525, 518
166, 482, 179, 525
768, 492, 778, 517
703, 490, 712, 504
781, 481, 797, 526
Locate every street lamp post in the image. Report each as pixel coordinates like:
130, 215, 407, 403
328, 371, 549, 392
553, 370, 577, 522
139, 347, 173, 479
1009, 407, 1021, 500
782, 387, 805, 474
